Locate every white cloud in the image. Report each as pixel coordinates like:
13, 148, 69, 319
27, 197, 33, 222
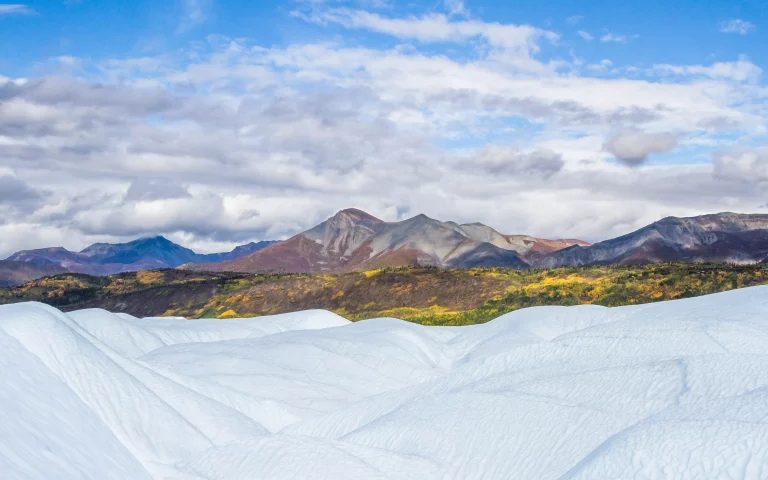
470, 147, 564, 178
444, 0, 466, 16
653, 56, 762, 83
577, 30, 593, 41
0, 4, 34, 15
177, 0, 211, 32
54, 56, 80, 67
1, 6, 768, 255
713, 149, 768, 182
604, 130, 679, 166
588, 59, 613, 71
719, 19, 756, 35
566, 15, 583, 25
600, 32, 629, 43
297, 8, 562, 74
303, 8, 559, 51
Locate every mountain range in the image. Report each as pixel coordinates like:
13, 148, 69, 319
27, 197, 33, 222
188, 208, 588, 273
537, 213, 768, 268
190, 209, 768, 274
3, 237, 276, 284
4, 209, 768, 286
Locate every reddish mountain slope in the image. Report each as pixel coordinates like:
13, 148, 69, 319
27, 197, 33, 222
191, 209, 587, 273
0, 260, 68, 287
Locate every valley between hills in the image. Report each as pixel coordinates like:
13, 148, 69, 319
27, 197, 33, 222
4, 263, 768, 325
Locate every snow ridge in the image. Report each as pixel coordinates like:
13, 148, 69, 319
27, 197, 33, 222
3, 287, 768, 479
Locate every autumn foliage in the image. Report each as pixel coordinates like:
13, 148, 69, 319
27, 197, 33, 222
2, 263, 768, 325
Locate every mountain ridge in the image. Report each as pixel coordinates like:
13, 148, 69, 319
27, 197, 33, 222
4, 236, 276, 283
7, 209, 768, 286
535, 212, 768, 268
0, 260, 69, 287
188, 209, 588, 274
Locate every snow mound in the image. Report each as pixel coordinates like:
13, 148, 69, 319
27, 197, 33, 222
3, 287, 768, 479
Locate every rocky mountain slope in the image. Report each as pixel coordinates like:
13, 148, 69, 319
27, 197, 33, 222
191, 208, 587, 273
536, 213, 768, 268
0, 260, 68, 287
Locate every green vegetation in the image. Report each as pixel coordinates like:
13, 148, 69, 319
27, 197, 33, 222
2, 263, 768, 325
403, 264, 768, 325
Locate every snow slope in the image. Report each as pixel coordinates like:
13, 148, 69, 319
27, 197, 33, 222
3, 287, 768, 478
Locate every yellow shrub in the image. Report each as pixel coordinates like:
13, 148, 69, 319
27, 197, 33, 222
136, 270, 164, 284
217, 309, 239, 319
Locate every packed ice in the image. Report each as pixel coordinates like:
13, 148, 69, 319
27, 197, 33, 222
3, 286, 768, 479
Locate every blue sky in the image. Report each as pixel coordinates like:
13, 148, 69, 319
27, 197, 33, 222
0, 0, 767, 254
3, 0, 765, 74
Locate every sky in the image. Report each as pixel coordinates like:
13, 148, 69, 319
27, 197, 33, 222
1, 0, 768, 256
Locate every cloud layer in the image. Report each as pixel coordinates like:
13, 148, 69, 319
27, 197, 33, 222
0, 5, 767, 257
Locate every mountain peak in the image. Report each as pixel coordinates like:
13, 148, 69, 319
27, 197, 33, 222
81, 235, 177, 256
335, 208, 384, 223
406, 213, 435, 223
134, 235, 173, 244
405, 213, 444, 227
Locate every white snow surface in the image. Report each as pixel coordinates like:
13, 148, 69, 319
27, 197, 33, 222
3, 287, 768, 479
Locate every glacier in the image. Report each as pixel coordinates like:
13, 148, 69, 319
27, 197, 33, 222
3, 287, 768, 479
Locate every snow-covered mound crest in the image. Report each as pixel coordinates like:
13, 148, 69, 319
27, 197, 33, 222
3, 287, 768, 479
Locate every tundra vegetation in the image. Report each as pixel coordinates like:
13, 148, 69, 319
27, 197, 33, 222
2, 263, 767, 325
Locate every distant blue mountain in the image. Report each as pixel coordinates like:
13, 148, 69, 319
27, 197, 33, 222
5, 236, 277, 278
